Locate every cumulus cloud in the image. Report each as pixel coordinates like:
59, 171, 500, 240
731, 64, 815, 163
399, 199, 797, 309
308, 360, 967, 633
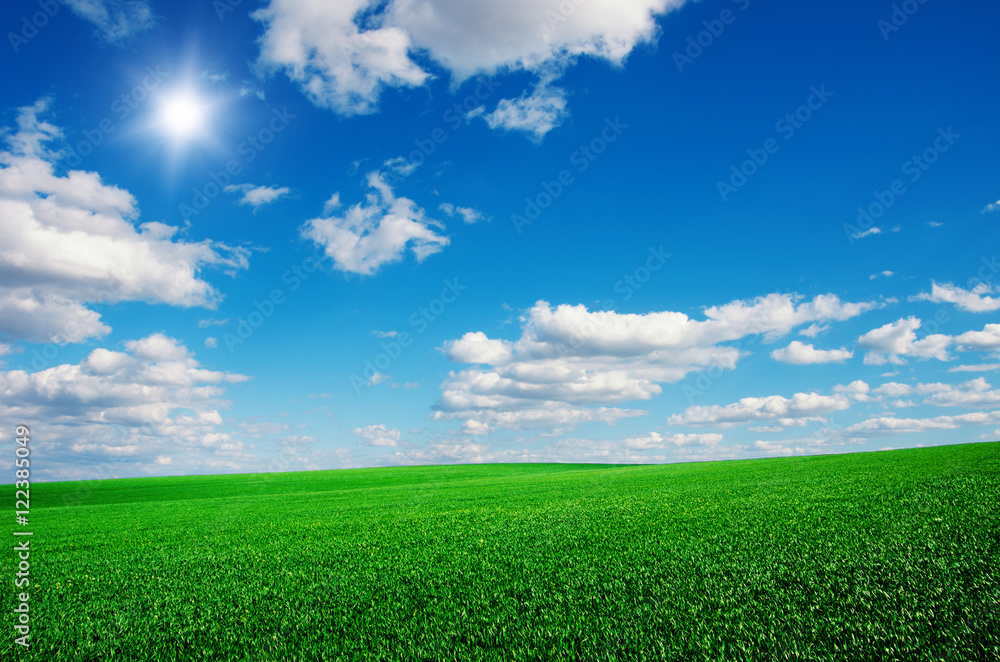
224, 184, 291, 210
383, 436, 670, 467
668, 391, 852, 429
253, 0, 686, 137
834, 380, 871, 401
799, 323, 828, 338
484, 80, 568, 141
770, 341, 852, 365
352, 424, 401, 447
0, 100, 249, 345
64, 0, 155, 43
434, 293, 876, 434
912, 281, 1000, 313
443, 331, 513, 365
856, 317, 952, 365
949, 363, 1000, 373
955, 324, 1000, 351
0, 334, 251, 478
844, 410, 1000, 436
921, 377, 1000, 408
301, 171, 449, 275
872, 377, 1000, 408
622, 432, 722, 450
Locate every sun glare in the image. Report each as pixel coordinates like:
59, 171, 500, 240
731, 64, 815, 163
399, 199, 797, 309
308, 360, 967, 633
159, 92, 205, 139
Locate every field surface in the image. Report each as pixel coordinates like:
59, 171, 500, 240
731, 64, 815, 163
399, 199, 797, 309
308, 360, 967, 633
4, 443, 999, 661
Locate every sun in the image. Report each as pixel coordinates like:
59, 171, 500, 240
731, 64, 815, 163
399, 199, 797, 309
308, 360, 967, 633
158, 91, 207, 140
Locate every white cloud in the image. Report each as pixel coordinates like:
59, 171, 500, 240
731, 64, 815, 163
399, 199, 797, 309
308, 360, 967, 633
622, 432, 722, 450
844, 410, 1000, 436
301, 171, 449, 275
834, 380, 871, 401
921, 377, 1000, 408
955, 324, 1000, 351
873, 382, 912, 398
253, 0, 431, 116
443, 331, 513, 365
799, 323, 828, 338
239, 84, 267, 101
484, 81, 568, 140
851, 226, 883, 240
983, 199, 1000, 213
770, 341, 852, 365
367, 372, 389, 386
869, 270, 895, 280
668, 391, 851, 429
872, 377, 1000, 408
224, 184, 291, 210
0, 334, 251, 478
64, 0, 155, 43
857, 317, 952, 365
323, 192, 341, 214
435, 293, 875, 434
439, 202, 487, 224
0, 100, 249, 345
750, 440, 797, 456
949, 363, 1000, 373
383, 156, 419, 177
382, 435, 681, 467
204, 337, 219, 349
912, 281, 1000, 313
352, 424, 401, 447
253, 0, 686, 137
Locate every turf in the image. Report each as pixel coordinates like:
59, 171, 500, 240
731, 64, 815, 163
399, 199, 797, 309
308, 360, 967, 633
4, 443, 999, 661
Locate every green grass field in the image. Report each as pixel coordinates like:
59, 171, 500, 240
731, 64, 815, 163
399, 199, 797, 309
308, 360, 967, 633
5, 443, 999, 661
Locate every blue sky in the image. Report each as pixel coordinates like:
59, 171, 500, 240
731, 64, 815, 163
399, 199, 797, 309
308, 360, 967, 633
1, 0, 999, 481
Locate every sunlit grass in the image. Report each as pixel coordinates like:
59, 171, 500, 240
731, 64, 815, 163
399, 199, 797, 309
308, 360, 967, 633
8, 443, 999, 661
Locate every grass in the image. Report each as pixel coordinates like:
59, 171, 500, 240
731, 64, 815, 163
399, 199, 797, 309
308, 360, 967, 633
4, 443, 999, 661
